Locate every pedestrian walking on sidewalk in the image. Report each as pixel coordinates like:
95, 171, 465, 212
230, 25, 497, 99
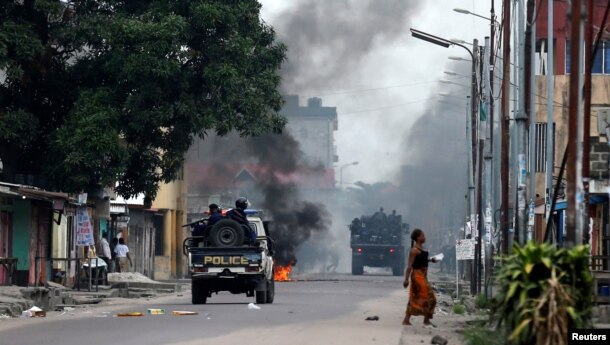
114, 238, 133, 273
402, 228, 438, 328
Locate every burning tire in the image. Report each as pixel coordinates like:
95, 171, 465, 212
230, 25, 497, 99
265, 278, 275, 304
192, 280, 207, 304
209, 219, 245, 247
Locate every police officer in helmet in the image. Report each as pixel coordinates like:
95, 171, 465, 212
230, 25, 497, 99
226, 197, 257, 243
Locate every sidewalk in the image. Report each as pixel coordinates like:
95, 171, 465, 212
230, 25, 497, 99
0, 273, 185, 318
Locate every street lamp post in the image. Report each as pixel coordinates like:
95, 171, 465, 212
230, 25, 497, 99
339, 161, 359, 189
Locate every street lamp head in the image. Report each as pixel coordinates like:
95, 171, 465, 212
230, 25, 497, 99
449, 38, 467, 45
439, 79, 453, 84
439, 92, 450, 96
443, 70, 458, 76
453, 8, 471, 15
449, 56, 470, 61
410, 28, 452, 48
352, 161, 359, 166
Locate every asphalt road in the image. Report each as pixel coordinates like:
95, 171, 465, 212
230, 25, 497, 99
0, 273, 411, 345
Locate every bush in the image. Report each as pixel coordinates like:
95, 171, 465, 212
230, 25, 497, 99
463, 326, 505, 345
492, 243, 593, 345
475, 294, 491, 309
453, 303, 466, 315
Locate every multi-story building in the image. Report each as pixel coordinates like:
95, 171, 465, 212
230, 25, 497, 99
280, 95, 338, 169
532, 1, 610, 265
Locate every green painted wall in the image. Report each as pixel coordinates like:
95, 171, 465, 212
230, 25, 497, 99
12, 200, 31, 270
100, 219, 107, 239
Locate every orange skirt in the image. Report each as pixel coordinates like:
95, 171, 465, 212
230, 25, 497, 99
406, 268, 436, 318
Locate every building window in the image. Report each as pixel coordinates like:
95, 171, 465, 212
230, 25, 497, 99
566, 40, 606, 74
534, 123, 555, 172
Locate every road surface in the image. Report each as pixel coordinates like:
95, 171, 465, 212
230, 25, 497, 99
0, 271, 466, 345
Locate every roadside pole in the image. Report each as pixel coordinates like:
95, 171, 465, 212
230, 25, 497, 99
566, 0, 585, 246
501, 0, 511, 254
516, 0, 531, 247
545, 0, 555, 236
456, 245, 459, 301
527, 0, 536, 242
471, 39, 480, 296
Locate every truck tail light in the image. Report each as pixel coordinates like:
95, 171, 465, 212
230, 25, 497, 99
357, 248, 363, 253
389, 248, 395, 253
193, 267, 208, 273
245, 266, 260, 272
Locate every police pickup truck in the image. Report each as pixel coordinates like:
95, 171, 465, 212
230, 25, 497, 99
183, 210, 275, 304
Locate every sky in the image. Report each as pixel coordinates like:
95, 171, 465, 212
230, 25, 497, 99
259, 0, 497, 187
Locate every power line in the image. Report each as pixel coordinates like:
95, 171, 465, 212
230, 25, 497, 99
337, 99, 428, 115
302, 80, 439, 97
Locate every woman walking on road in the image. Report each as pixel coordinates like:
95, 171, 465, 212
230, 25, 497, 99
402, 228, 438, 327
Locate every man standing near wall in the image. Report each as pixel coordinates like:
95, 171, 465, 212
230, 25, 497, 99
99, 233, 112, 268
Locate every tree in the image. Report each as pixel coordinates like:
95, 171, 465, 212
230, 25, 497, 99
0, 0, 286, 200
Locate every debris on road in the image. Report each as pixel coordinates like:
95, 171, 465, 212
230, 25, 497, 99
431, 335, 448, 345
247, 303, 261, 310
172, 311, 198, 316
0, 314, 11, 319
147, 308, 165, 315
21, 306, 46, 318
365, 315, 379, 321
117, 312, 144, 317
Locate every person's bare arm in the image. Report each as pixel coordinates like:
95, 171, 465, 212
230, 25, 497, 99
403, 248, 418, 288
127, 252, 133, 266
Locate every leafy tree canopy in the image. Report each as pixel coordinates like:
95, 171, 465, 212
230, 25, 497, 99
0, 0, 286, 199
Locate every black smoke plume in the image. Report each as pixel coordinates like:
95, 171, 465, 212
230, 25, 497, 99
186, 132, 331, 266
274, 0, 424, 92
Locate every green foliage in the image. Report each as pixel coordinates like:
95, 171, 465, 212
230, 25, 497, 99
475, 294, 491, 309
492, 242, 593, 345
453, 303, 466, 315
463, 326, 505, 345
0, 0, 286, 199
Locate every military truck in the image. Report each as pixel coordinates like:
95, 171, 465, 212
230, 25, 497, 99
183, 210, 275, 304
349, 209, 409, 276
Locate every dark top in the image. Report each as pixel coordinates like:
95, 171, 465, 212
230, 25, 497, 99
226, 209, 248, 224
207, 211, 223, 226
412, 248, 429, 269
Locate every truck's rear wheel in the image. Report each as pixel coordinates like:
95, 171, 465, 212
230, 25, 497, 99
352, 257, 364, 275
255, 289, 267, 304
265, 279, 275, 304
392, 264, 403, 276
192, 281, 207, 304
209, 219, 245, 247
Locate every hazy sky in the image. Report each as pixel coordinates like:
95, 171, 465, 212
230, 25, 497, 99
260, 0, 496, 186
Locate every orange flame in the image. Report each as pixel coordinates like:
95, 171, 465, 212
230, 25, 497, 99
274, 265, 293, 282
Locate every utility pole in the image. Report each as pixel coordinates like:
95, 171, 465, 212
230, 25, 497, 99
566, 0, 585, 246
545, 0, 555, 239
583, 0, 594, 245
515, 0, 529, 246
475, 46, 484, 295
480, 37, 491, 296
527, 0, 536, 242
466, 95, 474, 240
485, 0, 495, 298
471, 39, 479, 296
501, 0, 511, 254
